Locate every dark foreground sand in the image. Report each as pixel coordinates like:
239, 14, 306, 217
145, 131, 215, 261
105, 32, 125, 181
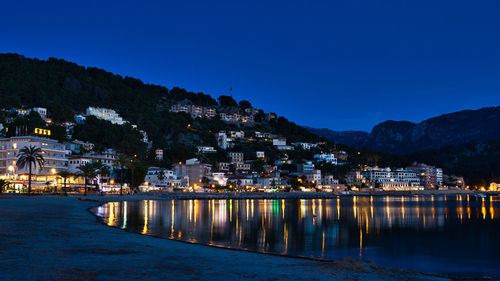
0, 195, 451, 281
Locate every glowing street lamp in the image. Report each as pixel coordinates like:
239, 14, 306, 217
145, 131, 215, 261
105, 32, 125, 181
8, 165, 15, 179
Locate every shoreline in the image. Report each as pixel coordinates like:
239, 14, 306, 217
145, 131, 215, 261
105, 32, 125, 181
118, 189, 482, 200
0, 195, 457, 280
0, 189, 488, 201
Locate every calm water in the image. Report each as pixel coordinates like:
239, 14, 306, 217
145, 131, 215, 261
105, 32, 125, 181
92, 195, 500, 277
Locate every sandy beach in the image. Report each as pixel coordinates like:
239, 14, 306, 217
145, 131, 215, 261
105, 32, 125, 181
0, 195, 454, 280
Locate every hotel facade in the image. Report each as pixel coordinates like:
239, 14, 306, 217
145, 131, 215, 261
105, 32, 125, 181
0, 136, 71, 190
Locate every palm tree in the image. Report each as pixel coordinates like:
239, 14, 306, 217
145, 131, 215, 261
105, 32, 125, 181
17, 145, 45, 195
77, 163, 97, 196
58, 169, 72, 196
0, 179, 10, 193
117, 154, 131, 195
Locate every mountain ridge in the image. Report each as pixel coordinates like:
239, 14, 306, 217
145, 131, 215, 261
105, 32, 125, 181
308, 106, 500, 154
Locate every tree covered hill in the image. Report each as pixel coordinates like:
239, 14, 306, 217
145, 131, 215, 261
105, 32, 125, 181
0, 53, 320, 163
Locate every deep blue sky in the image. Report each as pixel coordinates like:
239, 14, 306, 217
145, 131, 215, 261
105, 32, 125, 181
2, 0, 499, 131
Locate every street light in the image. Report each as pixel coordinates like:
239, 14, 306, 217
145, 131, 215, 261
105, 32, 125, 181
8, 165, 15, 180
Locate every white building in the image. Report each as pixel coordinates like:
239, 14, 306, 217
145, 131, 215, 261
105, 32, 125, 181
302, 169, 322, 184
272, 138, 287, 146
257, 177, 282, 190
295, 142, 318, 150
0, 136, 70, 187
235, 163, 251, 171
322, 175, 339, 186
363, 167, 422, 190
220, 113, 241, 122
82, 149, 119, 170
230, 131, 245, 139
203, 107, 217, 119
68, 156, 92, 173
256, 151, 265, 159
228, 177, 254, 188
31, 107, 47, 118
216, 131, 234, 150
86, 107, 126, 125
74, 114, 86, 124
197, 146, 217, 153
217, 162, 230, 171
170, 104, 217, 119
212, 172, 228, 186
144, 167, 180, 187
314, 153, 338, 164
227, 152, 244, 163
155, 149, 164, 160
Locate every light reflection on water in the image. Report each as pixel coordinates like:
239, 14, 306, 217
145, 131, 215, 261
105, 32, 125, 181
93, 195, 500, 276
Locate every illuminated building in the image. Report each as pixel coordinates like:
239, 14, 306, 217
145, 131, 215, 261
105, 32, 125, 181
174, 158, 212, 188
85, 107, 126, 125
407, 162, 443, 189
0, 136, 70, 189
362, 167, 423, 190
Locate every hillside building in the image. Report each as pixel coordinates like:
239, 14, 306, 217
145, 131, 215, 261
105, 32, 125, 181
86, 107, 126, 125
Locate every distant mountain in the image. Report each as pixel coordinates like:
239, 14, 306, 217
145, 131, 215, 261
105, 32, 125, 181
308, 106, 500, 154
304, 127, 369, 148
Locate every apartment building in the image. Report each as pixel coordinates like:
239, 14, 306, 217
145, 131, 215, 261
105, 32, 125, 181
217, 162, 231, 171
170, 104, 217, 119
173, 158, 212, 188
155, 149, 164, 160
0, 136, 70, 185
314, 153, 338, 164
216, 131, 234, 150
86, 107, 126, 125
197, 146, 217, 153
220, 113, 241, 122
407, 162, 443, 189
227, 152, 244, 163
297, 161, 315, 173
362, 167, 422, 190
295, 142, 318, 150
144, 167, 180, 187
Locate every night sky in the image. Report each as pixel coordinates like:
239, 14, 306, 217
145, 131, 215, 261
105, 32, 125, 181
2, 0, 499, 131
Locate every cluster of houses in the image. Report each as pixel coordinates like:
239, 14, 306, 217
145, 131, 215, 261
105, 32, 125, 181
143, 153, 343, 192
170, 104, 217, 119
145, 127, 349, 192
169, 102, 277, 124
0, 106, 151, 193
0, 105, 470, 194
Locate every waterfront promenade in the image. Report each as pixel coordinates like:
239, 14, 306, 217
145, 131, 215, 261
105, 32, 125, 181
0, 195, 453, 280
